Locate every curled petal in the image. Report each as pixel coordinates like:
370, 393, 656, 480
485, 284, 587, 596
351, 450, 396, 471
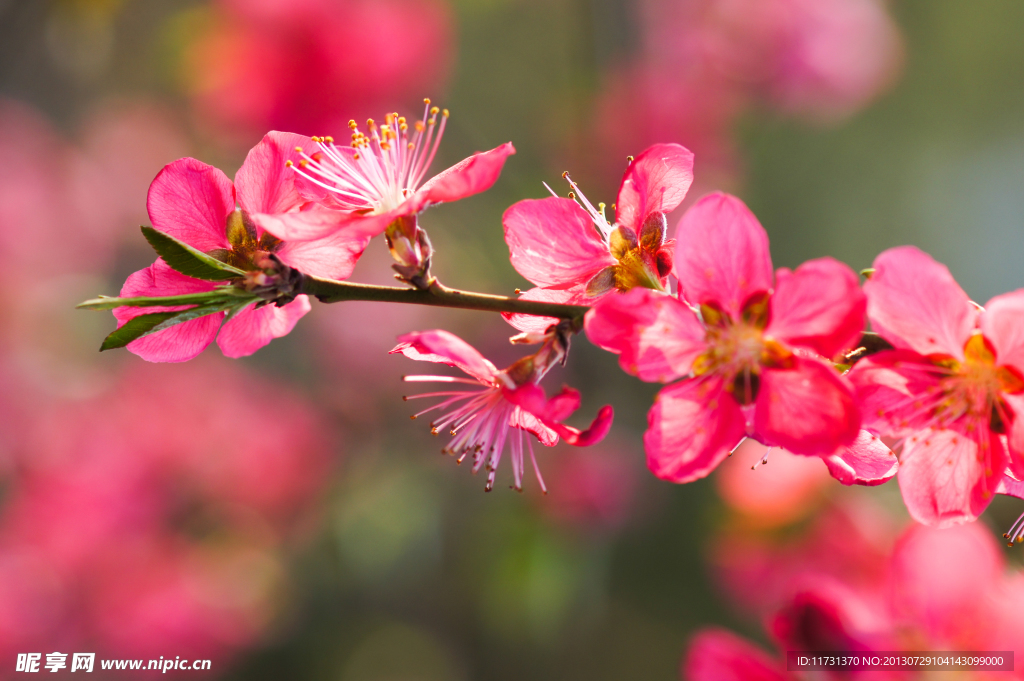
414, 142, 516, 207
1004, 392, 1024, 479
235, 130, 311, 215
503, 197, 614, 288
981, 288, 1024, 373
865, 246, 977, 359
996, 471, 1024, 499
767, 257, 866, 358
675, 192, 774, 318
510, 408, 559, 447
147, 157, 234, 252
216, 296, 311, 358
615, 143, 695, 232
390, 329, 498, 383
503, 286, 593, 334
644, 377, 746, 483
585, 287, 706, 383
504, 384, 614, 447
896, 428, 1005, 528
275, 228, 371, 280
754, 358, 860, 457
114, 260, 221, 363
683, 628, 787, 681
821, 431, 897, 486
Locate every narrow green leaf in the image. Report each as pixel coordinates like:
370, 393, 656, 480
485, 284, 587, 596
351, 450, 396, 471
77, 290, 240, 310
141, 226, 248, 281
100, 312, 182, 351
99, 301, 237, 351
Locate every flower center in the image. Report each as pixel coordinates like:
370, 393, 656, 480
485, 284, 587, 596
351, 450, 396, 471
208, 208, 281, 271
932, 333, 1024, 433
288, 99, 449, 215
691, 292, 794, 405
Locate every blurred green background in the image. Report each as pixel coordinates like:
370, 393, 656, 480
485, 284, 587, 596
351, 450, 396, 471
1, 0, 1023, 679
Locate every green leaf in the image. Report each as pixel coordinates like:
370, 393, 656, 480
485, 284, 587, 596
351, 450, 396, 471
141, 226, 248, 281
99, 301, 236, 351
77, 289, 244, 310
100, 311, 183, 351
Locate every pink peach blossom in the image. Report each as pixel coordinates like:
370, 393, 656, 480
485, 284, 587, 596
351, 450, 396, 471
115, 131, 371, 362
586, 192, 886, 486
276, 103, 515, 242
848, 246, 1024, 527
502, 143, 693, 333
392, 329, 613, 492
181, 0, 454, 144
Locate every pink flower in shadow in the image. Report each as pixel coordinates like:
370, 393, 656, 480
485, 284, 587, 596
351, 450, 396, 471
392, 330, 613, 492
502, 143, 693, 333
848, 246, 1024, 527
586, 192, 892, 486
181, 0, 454, 144
116, 131, 372, 362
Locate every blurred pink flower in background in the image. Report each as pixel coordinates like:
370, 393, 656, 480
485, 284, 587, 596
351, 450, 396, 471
179, 0, 454, 145
537, 442, 639, 533
691, 499, 1024, 679
0, 358, 336, 662
589, 0, 903, 187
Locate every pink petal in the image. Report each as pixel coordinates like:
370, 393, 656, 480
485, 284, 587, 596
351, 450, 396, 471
675, 192, 774, 318
682, 628, 787, 681
847, 350, 944, 438
821, 430, 897, 486
766, 257, 866, 359
414, 142, 515, 207
503, 197, 615, 288
216, 296, 311, 359
234, 131, 310, 215
754, 358, 860, 457
1004, 392, 1024, 478
644, 377, 746, 483
503, 286, 592, 334
896, 428, 1005, 527
865, 246, 977, 360
510, 408, 559, 447
114, 260, 221, 363
981, 288, 1024, 373
253, 205, 392, 242
996, 471, 1024, 499
615, 143, 694, 232
889, 522, 1003, 643
146, 157, 233, 252
584, 287, 707, 383
504, 385, 613, 447
275, 229, 371, 280
390, 329, 498, 383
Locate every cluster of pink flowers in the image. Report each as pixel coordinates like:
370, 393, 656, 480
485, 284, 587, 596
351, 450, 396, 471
95, 91, 1024, 536
685, 498, 1024, 679
0, 359, 334, 663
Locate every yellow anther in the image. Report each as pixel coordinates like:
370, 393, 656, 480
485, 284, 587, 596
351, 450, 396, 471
348, 120, 357, 129
415, 121, 425, 132
627, 155, 634, 162
294, 146, 303, 153
430, 106, 439, 115
298, 159, 308, 167
399, 123, 408, 132
442, 108, 449, 117
568, 191, 575, 199
408, 142, 414, 149
325, 136, 333, 143
367, 118, 375, 127
424, 97, 431, 104
353, 153, 360, 159
398, 116, 406, 125
561, 171, 569, 178
285, 160, 293, 167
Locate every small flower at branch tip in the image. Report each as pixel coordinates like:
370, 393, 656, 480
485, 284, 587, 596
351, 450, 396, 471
391, 329, 613, 492
114, 131, 372, 363
277, 99, 516, 243
848, 245, 1024, 528
585, 192, 885, 487
502, 143, 693, 333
